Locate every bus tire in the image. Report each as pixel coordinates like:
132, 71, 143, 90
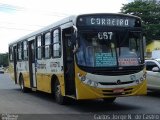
103, 97, 116, 103
19, 75, 28, 93
54, 80, 67, 105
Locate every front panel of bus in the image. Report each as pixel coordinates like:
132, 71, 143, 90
74, 14, 147, 99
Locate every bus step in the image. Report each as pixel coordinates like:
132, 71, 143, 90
31, 87, 37, 91
65, 95, 76, 99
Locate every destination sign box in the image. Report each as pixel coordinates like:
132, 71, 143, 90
77, 15, 140, 27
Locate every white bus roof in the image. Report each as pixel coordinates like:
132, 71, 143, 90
8, 13, 140, 46
9, 15, 76, 45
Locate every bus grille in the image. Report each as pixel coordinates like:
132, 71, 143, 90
102, 88, 133, 96
99, 81, 134, 85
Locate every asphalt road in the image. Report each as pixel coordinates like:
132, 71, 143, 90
0, 73, 160, 120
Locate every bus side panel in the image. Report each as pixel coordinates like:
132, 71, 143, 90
36, 73, 43, 91
8, 62, 15, 81
35, 59, 54, 93
35, 56, 65, 94
16, 61, 30, 88
23, 72, 30, 88
36, 73, 52, 93
57, 74, 65, 96
36, 73, 65, 94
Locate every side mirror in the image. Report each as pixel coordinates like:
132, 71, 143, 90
143, 36, 146, 57
152, 67, 160, 72
72, 25, 79, 53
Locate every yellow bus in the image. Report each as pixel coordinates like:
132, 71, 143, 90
8, 13, 147, 104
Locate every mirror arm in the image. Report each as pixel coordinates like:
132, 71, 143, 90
73, 25, 78, 38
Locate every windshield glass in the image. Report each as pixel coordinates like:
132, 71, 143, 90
76, 30, 143, 67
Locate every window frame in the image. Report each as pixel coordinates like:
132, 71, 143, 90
9, 46, 13, 61
52, 28, 61, 58
23, 40, 28, 60
17, 42, 23, 61
36, 35, 43, 60
43, 31, 51, 59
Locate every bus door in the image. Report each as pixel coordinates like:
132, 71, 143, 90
28, 38, 37, 88
62, 28, 76, 96
13, 45, 17, 84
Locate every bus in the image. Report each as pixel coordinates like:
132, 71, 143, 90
8, 13, 147, 104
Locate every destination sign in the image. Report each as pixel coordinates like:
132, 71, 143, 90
90, 18, 129, 26
77, 16, 140, 27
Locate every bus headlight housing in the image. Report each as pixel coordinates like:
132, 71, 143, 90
130, 73, 146, 84
81, 76, 86, 81
78, 73, 99, 88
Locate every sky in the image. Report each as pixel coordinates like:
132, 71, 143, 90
0, 0, 132, 53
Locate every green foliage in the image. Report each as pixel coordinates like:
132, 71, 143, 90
121, 0, 160, 42
0, 53, 9, 67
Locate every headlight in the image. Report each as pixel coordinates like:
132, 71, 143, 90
87, 80, 92, 85
140, 77, 144, 82
143, 72, 146, 79
78, 73, 99, 88
130, 74, 145, 84
93, 82, 99, 87
136, 80, 139, 84
130, 75, 136, 81
81, 76, 86, 81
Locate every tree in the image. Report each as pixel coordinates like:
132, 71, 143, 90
0, 53, 9, 67
121, 0, 160, 43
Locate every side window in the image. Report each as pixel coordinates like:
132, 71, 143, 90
17, 43, 22, 60
23, 41, 28, 60
146, 61, 158, 71
53, 29, 61, 57
44, 32, 51, 58
36, 36, 42, 59
9, 46, 13, 61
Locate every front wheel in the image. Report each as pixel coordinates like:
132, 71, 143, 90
54, 80, 67, 105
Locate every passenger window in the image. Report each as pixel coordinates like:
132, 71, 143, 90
44, 32, 51, 58
23, 41, 28, 60
17, 43, 22, 60
36, 36, 42, 59
53, 29, 61, 57
9, 46, 13, 61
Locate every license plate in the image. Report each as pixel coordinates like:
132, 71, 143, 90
113, 88, 124, 93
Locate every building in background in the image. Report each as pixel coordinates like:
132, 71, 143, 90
146, 40, 160, 58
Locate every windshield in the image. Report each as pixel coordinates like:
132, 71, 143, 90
76, 30, 143, 67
